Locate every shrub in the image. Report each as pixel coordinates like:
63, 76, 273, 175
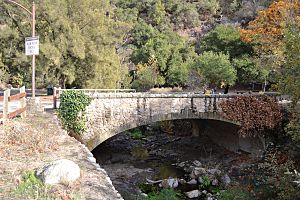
220, 96, 282, 137
13, 171, 53, 199
146, 189, 180, 200
285, 105, 300, 143
129, 128, 144, 140
58, 90, 91, 135
219, 186, 253, 200
194, 51, 237, 86
200, 175, 211, 189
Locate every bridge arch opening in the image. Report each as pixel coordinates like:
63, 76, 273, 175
86, 111, 239, 151
90, 119, 263, 199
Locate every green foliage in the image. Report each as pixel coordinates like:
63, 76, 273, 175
131, 55, 165, 91
1, 0, 128, 89
194, 51, 237, 86
10, 73, 23, 86
129, 128, 144, 140
12, 170, 81, 200
168, 2, 200, 29
276, 171, 300, 200
130, 24, 195, 88
131, 147, 149, 160
219, 186, 254, 200
0, 59, 10, 83
281, 24, 300, 99
232, 55, 267, 83
285, 106, 300, 143
278, 24, 300, 142
139, 183, 160, 195
199, 25, 253, 58
200, 175, 211, 189
149, 0, 167, 26
145, 189, 180, 200
198, 24, 267, 85
58, 90, 91, 135
13, 170, 53, 199
254, 147, 300, 200
196, 0, 220, 16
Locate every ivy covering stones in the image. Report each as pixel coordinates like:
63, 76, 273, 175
220, 96, 282, 137
58, 90, 91, 135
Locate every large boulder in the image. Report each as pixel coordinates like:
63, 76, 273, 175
185, 190, 201, 199
36, 159, 80, 185
190, 167, 206, 178
221, 174, 231, 186
159, 178, 179, 189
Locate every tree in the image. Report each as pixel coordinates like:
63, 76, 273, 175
149, 0, 167, 26
239, 0, 300, 70
193, 51, 237, 86
131, 55, 164, 91
194, 0, 220, 16
232, 55, 268, 84
130, 22, 196, 87
170, 2, 200, 29
0, 0, 128, 89
199, 24, 253, 59
279, 24, 300, 142
279, 24, 300, 102
199, 25, 267, 85
0, 57, 10, 84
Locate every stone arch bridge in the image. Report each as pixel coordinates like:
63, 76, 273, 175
80, 92, 284, 151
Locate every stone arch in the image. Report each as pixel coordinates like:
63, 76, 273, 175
86, 110, 238, 151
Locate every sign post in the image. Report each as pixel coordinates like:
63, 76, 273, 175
25, 36, 39, 56
5, 1, 37, 98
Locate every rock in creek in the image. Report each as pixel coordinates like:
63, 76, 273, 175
159, 178, 179, 189
212, 179, 219, 186
187, 179, 197, 185
185, 190, 201, 198
207, 168, 221, 176
221, 174, 231, 186
193, 160, 202, 167
190, 167, 206, 178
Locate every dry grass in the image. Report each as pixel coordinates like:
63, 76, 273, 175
0, 113, 81, 200
0, 112, 122, 200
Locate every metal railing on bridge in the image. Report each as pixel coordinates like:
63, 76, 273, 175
53, 88, 136, 109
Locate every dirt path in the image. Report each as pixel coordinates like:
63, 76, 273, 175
0, 112, 122, 200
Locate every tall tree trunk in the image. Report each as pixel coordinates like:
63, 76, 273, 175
59, 75, 66, 89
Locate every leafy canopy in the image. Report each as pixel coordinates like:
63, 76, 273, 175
0, 0, 128, 89
194, 51, 237, 86
200, 24, 253, 58
239, 0, 300, 69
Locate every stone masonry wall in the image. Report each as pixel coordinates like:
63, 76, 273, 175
83, 93, 237, 150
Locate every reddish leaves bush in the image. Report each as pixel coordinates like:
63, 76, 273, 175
220, 96, 282, 137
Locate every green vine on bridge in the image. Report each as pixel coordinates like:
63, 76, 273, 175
58, 90, 91, 135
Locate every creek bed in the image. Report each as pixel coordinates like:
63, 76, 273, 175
91, 122, 257, 199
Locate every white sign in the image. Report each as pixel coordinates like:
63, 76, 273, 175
25, 36, 39, 56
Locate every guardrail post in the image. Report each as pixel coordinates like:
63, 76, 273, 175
53, 87, 57, 109
20, 86, 27, 118
3, 89, 10, 124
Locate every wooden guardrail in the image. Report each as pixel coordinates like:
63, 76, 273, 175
0, 86, 27, 124
53, 88, 136, 109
